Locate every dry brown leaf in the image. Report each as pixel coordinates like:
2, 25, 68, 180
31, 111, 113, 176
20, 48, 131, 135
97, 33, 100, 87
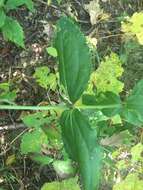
85, 0, 103, 25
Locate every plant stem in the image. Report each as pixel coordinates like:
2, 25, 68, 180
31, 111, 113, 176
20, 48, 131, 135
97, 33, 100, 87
77, 104, 120, 109
0, 105, 66, 111
0, 104, 120, 111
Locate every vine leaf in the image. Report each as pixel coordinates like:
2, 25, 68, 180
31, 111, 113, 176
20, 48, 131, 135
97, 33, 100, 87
60, 109, 103, 190
55, 17, 91, 103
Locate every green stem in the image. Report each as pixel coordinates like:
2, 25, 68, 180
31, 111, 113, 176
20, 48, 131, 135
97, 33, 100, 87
0, 104, 120, 111
77, 104, 120, 109
0, 105, 66, 111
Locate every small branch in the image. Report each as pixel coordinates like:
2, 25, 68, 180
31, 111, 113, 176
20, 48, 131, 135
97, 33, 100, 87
0, 124, 26, 131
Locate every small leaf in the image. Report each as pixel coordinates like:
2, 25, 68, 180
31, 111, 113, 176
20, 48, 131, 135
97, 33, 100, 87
53, 160, 76, 179
60, 109, 103, 190
2, 16, 24, 47
21, 129, 47, 154
5, 0, 34, 12
22, 112, 50, 129
33, 66, 50, 89
6, 154, 16, 166
113, 173, 143, 190
0, 9, 6, 27
56, 0, 62, 4
55, 17, 91, 103
31, 154, 53, 165
121, 12, 143, 45
0, 82, 17, 103
46, 47, 58, 57
131, 143, 143, 163
41, 177, 80, 190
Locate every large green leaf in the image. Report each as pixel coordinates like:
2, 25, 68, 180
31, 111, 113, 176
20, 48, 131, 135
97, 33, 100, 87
53, 160, 76, 179
60, 109, 103, 190
33, 66, 57, 91
121, 80, 143, 125
2, 16, 24, 47
55, 17, 91, 103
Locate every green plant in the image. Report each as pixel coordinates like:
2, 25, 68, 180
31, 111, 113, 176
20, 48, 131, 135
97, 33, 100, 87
0, 16, 143, 190
0, 82, 17, 104
122, 12, 143, 45
88, 53, 124, 94
113, 173, 143, 190
33, 66, 58, 91
41, 177, 80, 190
0, 0, 34, 47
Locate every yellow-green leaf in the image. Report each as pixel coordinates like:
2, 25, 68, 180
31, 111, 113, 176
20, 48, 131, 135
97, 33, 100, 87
113, 173, 143, 190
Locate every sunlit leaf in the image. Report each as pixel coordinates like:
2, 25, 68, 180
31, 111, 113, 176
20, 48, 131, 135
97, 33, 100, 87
113, 173, 143, 190
33, 66, 57, 91
122, 12, 143, 45
131, 143, 143, 163
41, 177, 80, 190
46, 47, 58, 57
53, 160, 76, 179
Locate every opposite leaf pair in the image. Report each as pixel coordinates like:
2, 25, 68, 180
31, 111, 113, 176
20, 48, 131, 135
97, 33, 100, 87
54, 17, 143, 190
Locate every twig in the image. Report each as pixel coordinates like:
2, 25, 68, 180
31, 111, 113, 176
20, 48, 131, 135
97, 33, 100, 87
0, 124, 26, 131
0, 128, 28, 156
